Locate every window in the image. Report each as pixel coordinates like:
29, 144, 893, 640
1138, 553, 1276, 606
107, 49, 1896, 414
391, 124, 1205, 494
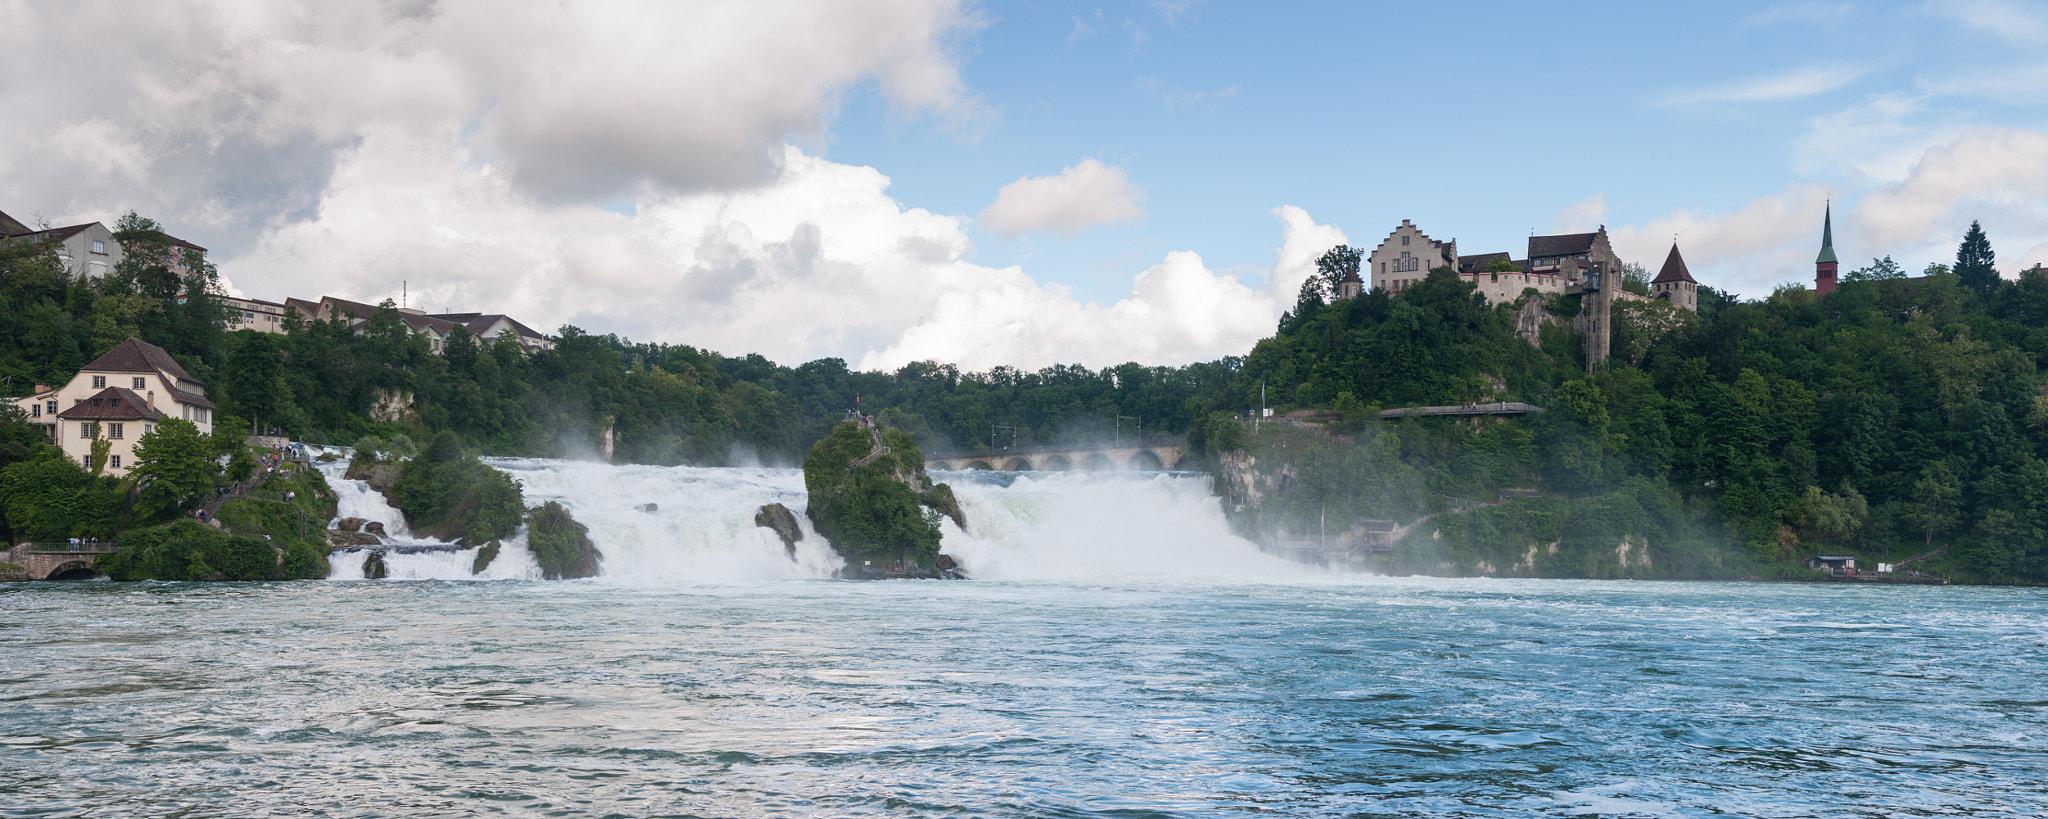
133, 377, 146, 389
110, 455, 120, 469
80, 422, 97, 439
143, 423, 152, 435
109, 423, 123, 440
92, 376, 106, 389
30, 404, 39, 418
46, 401, 56, 416
1401, 235, 1411, 246
91, 240, 106, 254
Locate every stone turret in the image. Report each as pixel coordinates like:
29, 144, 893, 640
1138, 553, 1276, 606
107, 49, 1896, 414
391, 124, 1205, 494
1651, 242, 1699, 312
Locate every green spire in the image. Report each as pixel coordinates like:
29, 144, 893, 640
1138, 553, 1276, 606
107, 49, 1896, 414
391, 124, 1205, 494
1816, 202, 1838, 265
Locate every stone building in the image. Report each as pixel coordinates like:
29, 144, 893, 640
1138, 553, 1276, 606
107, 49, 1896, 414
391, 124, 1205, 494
224, 296, 289, 334
1369, 220, 1457, 293
13, 338, 216, 476
1650, 242, 1699, 311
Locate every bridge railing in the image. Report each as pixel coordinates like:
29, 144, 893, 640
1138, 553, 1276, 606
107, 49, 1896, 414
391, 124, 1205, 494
12, 542, 120, 554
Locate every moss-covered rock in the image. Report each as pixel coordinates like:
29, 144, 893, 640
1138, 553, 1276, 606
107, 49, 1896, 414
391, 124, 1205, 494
390, 432, 524, 545
801, 420, 962, 575
471, 539, 502, 575
526, 501, 601, 580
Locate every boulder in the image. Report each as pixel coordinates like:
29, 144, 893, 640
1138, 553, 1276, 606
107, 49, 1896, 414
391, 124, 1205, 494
324, 530, 381, 548
471, 539, 501, 575
364, 521, 386, 537
344, 462, 402, 493
362, 551, 388, 580
754, 502, 804, 560
921, 484, 967, 532
335, 517, 364, 533
637, 502, 659, 513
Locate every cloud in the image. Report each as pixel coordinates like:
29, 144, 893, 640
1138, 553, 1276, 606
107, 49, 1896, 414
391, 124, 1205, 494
0, 0, 986, 252
1551, 194, 1608, 234
1659, 64, 1866, 105
235, 130, 1337, 371
1605, 128, 2048, 295
1925, 0, 2048, 45
1607, 184, 1834, 297
1793, 93, 1961, 181
978, 159, 1148, 238
1853, 128, 2048, 256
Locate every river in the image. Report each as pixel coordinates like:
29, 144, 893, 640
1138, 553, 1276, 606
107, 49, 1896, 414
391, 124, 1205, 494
3, 460, 2044, 817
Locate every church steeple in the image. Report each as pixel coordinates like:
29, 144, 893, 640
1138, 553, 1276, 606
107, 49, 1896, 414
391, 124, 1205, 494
1815, 201, 1839, 295
1817, 202, 1838, 265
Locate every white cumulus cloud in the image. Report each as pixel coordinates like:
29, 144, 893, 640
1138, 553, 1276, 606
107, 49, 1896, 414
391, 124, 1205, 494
978, 159, 1148, 238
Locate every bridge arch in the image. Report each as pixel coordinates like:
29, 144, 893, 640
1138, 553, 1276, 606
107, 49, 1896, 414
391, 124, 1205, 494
1081, 452, 1115, 471
1003, 457, 1032, 472
965, 460, 994, 470
45, 560, 98, 580
928, 460, 951, 471
1041, 454, 1072, 471
1127, 449, 1165, 471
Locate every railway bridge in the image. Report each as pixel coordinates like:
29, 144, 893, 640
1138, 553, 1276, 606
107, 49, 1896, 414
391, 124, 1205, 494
925, 441, 1187, 473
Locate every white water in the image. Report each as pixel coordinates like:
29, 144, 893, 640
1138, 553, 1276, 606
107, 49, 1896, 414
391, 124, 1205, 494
312, 450, 1301, 582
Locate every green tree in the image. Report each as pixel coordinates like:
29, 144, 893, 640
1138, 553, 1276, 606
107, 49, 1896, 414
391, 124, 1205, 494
1315, 244, 1364, 297
130, 419, 221, 518
1843, 255, 1904, 282
1956, 220, 1999, 297
1914, 461, 1962, 547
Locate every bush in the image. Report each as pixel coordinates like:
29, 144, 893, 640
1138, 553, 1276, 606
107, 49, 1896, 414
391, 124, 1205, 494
525, 501, 598, 579
802, 421, 944, 570
98, 519, 322, 581
391, 431, 523, 544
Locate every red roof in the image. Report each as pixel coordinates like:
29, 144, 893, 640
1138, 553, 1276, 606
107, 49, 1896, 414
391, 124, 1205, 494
55, 387, 166, 421
83, 338, 195, 382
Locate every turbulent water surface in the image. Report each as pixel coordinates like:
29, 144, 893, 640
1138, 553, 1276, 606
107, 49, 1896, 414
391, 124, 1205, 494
4, 461, 2046, 817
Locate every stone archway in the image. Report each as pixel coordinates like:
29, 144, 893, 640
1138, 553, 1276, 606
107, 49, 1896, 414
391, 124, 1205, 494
928, 461, 951, 471
1082, 452, 1115, 471
45, 560, 97, 580
1041, 454, 1072, 471
966, 460, 994, 470
1127, 449, 1165, 471
1003, 457, 1032, 472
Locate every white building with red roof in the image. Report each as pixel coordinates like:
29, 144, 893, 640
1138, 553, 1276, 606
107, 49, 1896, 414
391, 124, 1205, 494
13, 338, 216, 475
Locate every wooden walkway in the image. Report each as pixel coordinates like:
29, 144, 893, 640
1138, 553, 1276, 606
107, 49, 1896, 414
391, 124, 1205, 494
1380, 402, 1546, 419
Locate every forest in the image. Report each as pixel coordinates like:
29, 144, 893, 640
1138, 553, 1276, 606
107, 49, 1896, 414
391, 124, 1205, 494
3, 213, 2045, 582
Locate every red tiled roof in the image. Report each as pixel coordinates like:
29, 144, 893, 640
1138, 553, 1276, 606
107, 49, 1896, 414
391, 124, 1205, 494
82, 338, 196, 382
55, 387, 166, 421
1528, 231, 1600, 259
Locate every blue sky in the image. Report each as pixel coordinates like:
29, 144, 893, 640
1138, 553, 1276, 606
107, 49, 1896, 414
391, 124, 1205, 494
4, 0, 2047, 368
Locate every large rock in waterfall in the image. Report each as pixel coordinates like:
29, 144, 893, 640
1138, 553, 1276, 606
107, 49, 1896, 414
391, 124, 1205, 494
525, 501, 601, 580
800, 419, 966, 579
755, 503, 804, 560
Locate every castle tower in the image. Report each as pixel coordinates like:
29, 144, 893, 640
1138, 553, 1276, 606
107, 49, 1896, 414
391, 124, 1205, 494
1651, 241, 1698, 311
1815, 202, 1838, 295
1335, 268, 1362, 300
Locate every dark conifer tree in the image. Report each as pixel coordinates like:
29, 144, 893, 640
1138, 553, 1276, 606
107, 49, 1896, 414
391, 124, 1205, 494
1956, 220, 1999, 297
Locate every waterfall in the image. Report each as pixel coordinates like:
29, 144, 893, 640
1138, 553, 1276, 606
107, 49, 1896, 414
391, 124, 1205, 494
311, 450, 1301, 582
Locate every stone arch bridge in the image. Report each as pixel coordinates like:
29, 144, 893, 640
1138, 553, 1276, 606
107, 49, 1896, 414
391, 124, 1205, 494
925, 442, 1187, 473
3, 543, 117, 581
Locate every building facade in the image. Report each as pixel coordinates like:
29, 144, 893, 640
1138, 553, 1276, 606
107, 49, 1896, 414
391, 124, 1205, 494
13, 338, 216, 476
223, 296, 289, 334
1370, 220, 1458, 293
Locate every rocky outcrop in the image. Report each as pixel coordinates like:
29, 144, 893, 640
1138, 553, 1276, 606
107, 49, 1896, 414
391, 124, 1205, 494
471, 539, 501, 575
364, 521, 386, 537
754, 503, 804, 560
637, 503, 659, 513
362, 551, 388, 580
335, 517, 364, 533
324, 530, 381, 548
344, 462, 401, 494
526, 501, 602, 580
801, 419, 966, 579
920, 484, 967, 532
